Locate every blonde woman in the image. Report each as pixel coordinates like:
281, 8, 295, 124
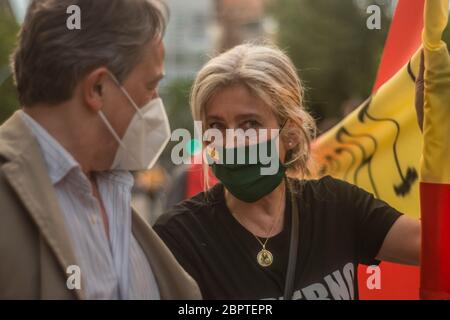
154, 44, 420, 300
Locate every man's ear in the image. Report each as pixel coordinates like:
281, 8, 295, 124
82, 67, 110, 112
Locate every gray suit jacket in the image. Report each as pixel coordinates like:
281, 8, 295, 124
0, 111, 201, 300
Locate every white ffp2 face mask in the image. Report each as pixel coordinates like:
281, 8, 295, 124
98, 73, 171, 171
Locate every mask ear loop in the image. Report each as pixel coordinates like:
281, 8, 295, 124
98, 110, 127, 151
280, 119, 289, 133
272, 119, 289, 148
278, 119, 290, 170
107, 72, 144, 118
99, 72, 139, 161
272, 119, 289, 142
267, 119, 288, 146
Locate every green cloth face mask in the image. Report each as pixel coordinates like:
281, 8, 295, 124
207, 128, 287, 203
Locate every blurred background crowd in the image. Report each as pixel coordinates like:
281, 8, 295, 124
1, 0, 449, 224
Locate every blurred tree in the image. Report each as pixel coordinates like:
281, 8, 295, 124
0, 2, 19, 123
268, 0, 391, 131
158, 78, 195, 170
444, 18, 450, 47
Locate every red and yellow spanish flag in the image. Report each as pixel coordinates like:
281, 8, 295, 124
310, 0, 449, 299
419, 0, 450, 300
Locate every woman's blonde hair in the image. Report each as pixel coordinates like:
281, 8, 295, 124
190, 43, 317, 189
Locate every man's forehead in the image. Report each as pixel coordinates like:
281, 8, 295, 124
146, 37, 165, 58
139, 39, 165, 77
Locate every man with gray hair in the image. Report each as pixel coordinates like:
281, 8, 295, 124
0, 0, 201, 299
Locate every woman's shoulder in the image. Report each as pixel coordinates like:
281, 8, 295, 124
288, 175, 357, 202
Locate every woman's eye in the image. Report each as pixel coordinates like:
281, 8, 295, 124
242, 120, 261, 130
209, 122, 225, 130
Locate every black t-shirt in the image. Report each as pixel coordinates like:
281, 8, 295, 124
154, 176, 403, 300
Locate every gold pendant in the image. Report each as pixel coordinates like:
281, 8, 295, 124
257, 249, 273, 267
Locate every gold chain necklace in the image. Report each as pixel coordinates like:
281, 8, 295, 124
253, 188, 286, 268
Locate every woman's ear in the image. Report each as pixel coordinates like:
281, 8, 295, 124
281, 120, 300, 151
284, 137, 299, 151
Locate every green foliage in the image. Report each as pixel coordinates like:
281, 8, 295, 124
268, 0, 391, 124
444, 21, 450, 48
158, 77, 195, 169
0, 4, 19, 123
160, 78, 195, 134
